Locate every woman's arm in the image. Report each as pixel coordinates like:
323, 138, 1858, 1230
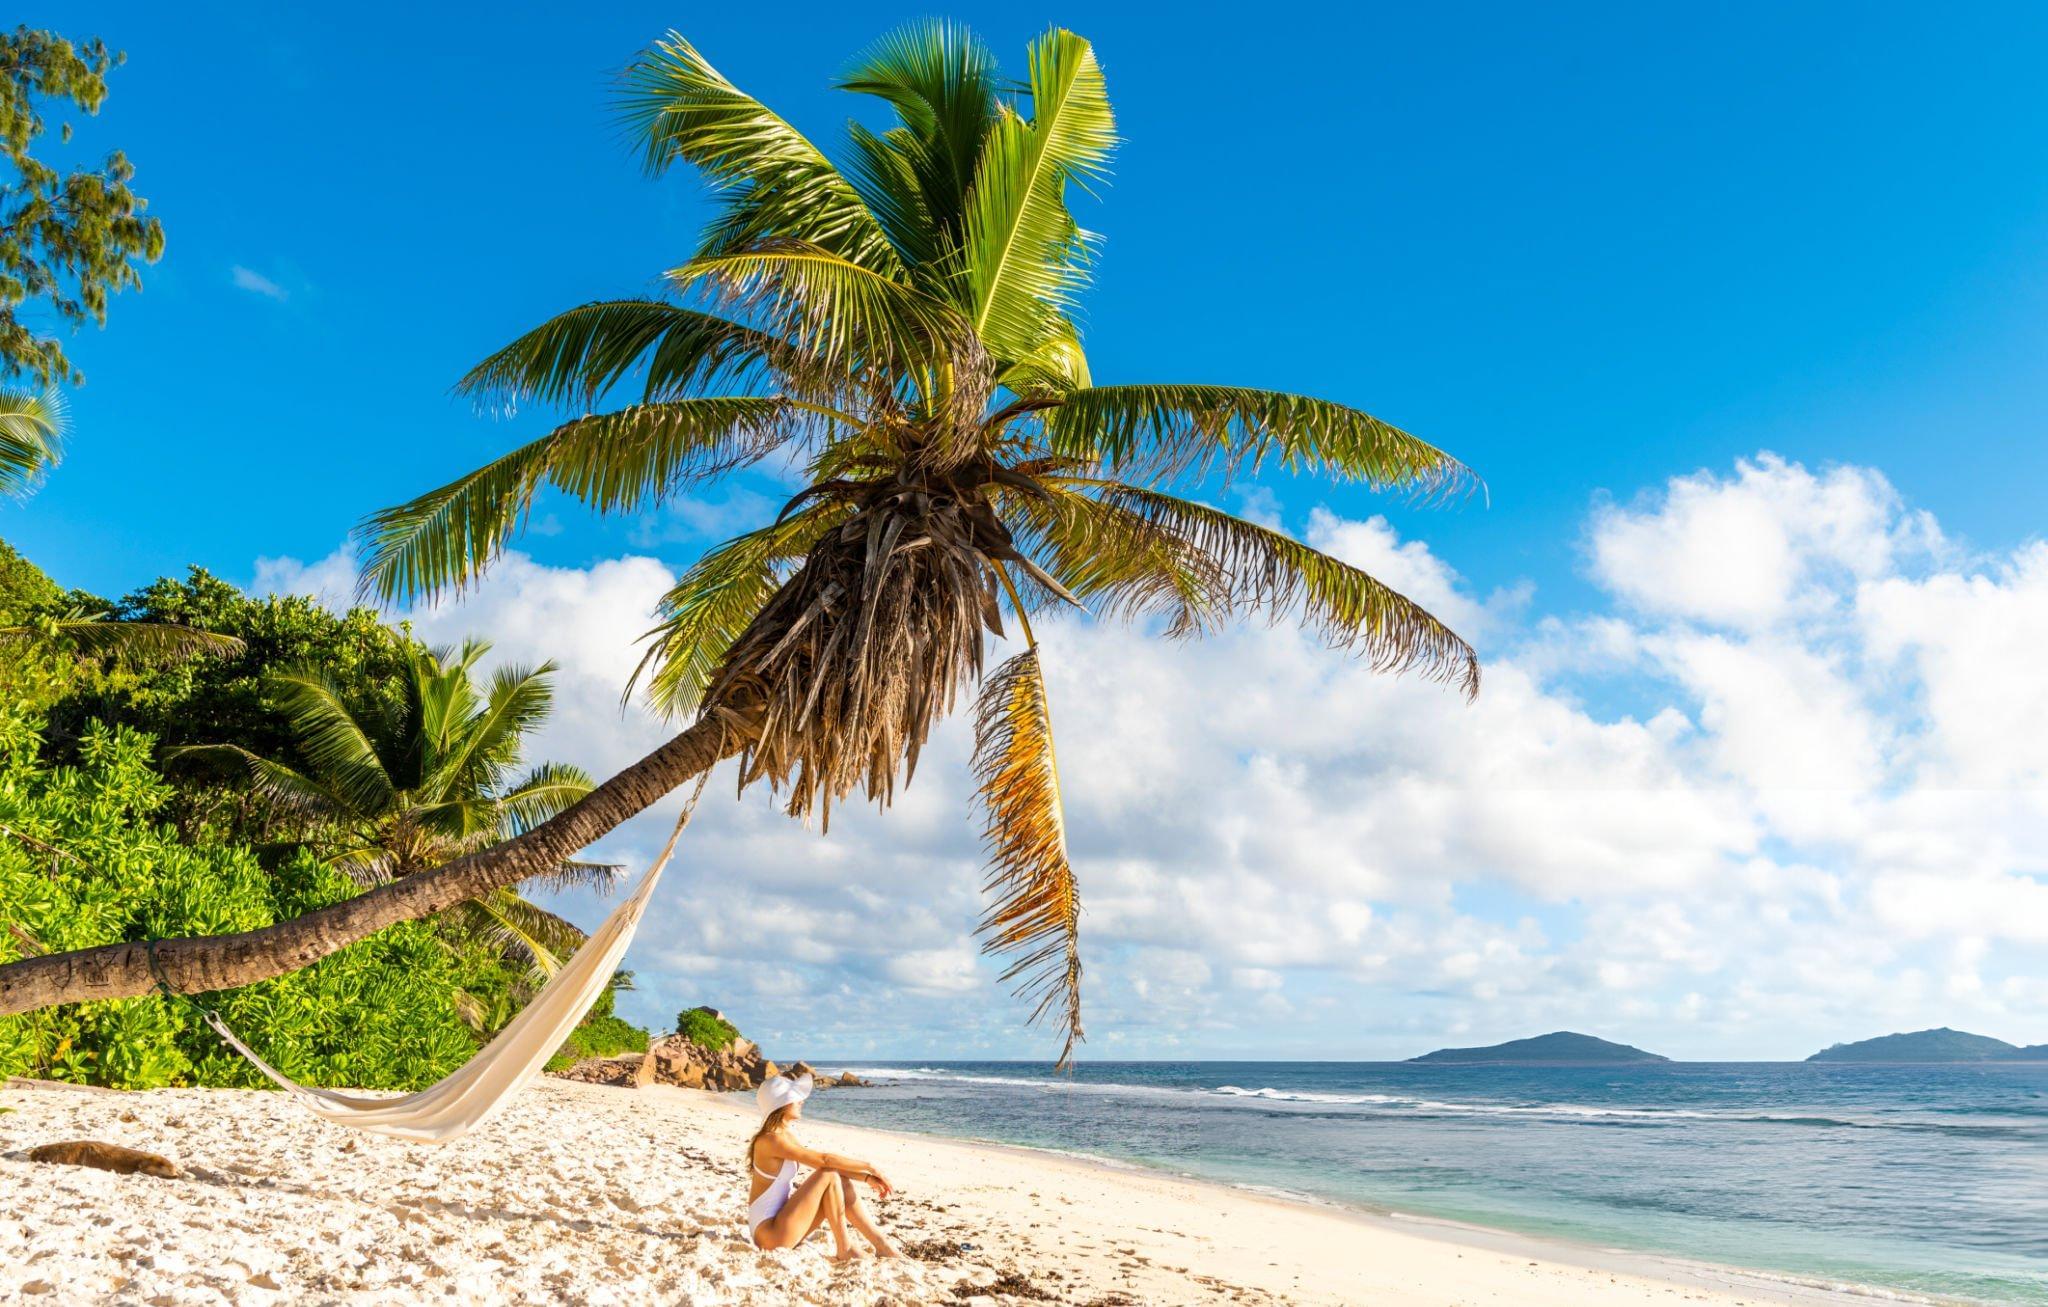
765, 1133, 894, 1196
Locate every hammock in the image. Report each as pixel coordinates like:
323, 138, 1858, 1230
200, 801, 695, 1144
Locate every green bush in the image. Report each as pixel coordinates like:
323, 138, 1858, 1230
0, 539, 95, 716
0, 543, 629, 1093
38, 564, 415, 844
540, 968, 652, 1071
0, 714, 485, 1090
676, 1006, 739, 1051
544, 1012, 653, 1073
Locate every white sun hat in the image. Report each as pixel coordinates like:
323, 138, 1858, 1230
756, 1072, 814, 1120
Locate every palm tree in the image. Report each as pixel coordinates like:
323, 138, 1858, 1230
173, 640, 615, 1004
0, 25, 1479, 1038
0, 388, 64, 496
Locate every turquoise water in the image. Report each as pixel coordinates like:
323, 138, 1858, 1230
798, 1060, 2048, 1304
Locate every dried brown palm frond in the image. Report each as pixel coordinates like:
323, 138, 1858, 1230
699, 466, 1013, 825
971, 647, 1082, 1067
449, 988, 487, 1032
626, 501, 850, 718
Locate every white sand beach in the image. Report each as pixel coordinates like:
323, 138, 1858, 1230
0, 1075, 1884, 1306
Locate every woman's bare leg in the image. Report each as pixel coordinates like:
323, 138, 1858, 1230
809, 1174, 860, 1260
757, 1170, 853, 1258
838, 1175, 900, 1257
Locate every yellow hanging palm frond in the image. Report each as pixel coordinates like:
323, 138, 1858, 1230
971, 646, 1083, 1067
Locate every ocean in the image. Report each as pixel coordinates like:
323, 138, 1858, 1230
798, 1060, 2048, 1304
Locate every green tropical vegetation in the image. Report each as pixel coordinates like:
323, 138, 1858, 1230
172, 638, 617, 1012
0, 715, 483, 1088
42, 566, 415, 840
548, 976, 652, 1070
0, 541, 647, 1088
0, 23, 1478, 1072
676, 1006, 740, 1052
1, 25, 164, 388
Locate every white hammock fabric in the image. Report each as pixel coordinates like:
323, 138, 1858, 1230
203, 811, 690, 1144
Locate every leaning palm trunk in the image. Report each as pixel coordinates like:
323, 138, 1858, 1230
0, 718, 739, 1015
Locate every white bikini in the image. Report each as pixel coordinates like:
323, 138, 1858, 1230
748, 1152, 798, 1244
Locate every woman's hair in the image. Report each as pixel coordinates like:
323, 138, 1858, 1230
749, 1105, 795, 1167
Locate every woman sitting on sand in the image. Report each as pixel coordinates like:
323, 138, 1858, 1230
747, 1074, 900, 1260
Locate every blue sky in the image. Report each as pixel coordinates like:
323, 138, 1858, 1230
12, 4, 2048, 1060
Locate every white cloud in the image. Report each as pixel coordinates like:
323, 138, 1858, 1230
1652, 633, 1883, 793
251, 545, 358, 610
230, 265, 290, 302
1858, 541, 2048, 786
1587, 454, 1940, 630
884, 947, 984, 996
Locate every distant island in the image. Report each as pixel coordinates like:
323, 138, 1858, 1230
1409, 1031, 1670, 1064
1806, 1028, 2026, 1063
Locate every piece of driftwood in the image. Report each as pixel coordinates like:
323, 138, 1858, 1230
26, 1140, 180, 1178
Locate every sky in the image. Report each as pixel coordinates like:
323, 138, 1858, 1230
10, 3, 2048, 1060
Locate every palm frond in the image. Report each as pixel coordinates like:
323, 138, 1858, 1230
672, 241, 978, 388
410, 639, 486, 773
517, 858, 626, 894
1006, 484, 1228, 635
263, 666, 402, 811
354, 429, 562, 604
629, 503, 844, 717
620, 33, 902, 272
357, 397, 797, 603
971, 647, 1083, 1067
839, 122, 945, 279
837, 20, 1003, 249
1079, 483, 1480, 697
497, 760, 598, 832
456, 299, 790, 410
1044, 384, 1475, 494
0, 612, 245, 665
330, 845, 400, 889
448, 987, 488, 1031
540, 397, 801, 514
162, 744, 355, 825
432, 660, 557, 800
963, 29, 1114, 359
996, 319, 1092, 397
455, 889, 589, 986
0, 387, 65, 497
